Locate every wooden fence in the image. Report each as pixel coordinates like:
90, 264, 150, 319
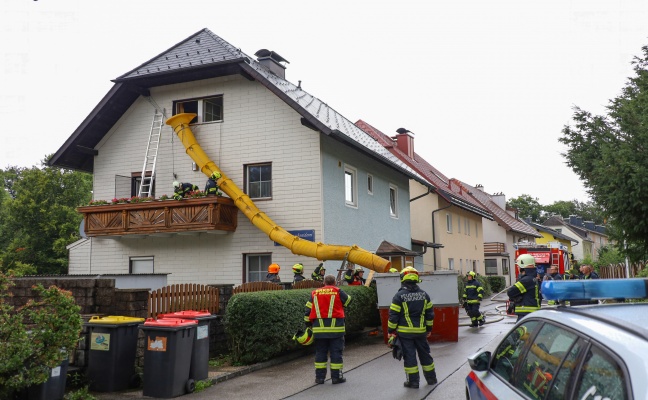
292, 280, 324, 290
232, 281, 283, 294
148, 283, 220, 318
599, 261, 646, 279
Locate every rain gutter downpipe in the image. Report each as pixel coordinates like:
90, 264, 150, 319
430, 191, 453, 271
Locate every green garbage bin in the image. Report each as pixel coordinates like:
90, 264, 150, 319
159, 310, 217, 381
139, 318, 197, 398
85, 316, 145, 392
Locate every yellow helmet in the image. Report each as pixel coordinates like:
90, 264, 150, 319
293, 327, 314, 346
467, 271, 476, 278
516, 254, 536, 268
292, 263, 304, 274
400, 266, 420, 283
211, 172, 221, 180
389, 268, 398, 273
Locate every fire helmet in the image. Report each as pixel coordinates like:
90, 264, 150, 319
389, 268, 398, 273
268, 263, 280, 274
293, 327, 314, 346
516, 254, 536, 268
172, 181, 180, 189
354, 267, 364, 274
292, 263, 304, 274
210, 172, 222, 180
467, 271, 476, 278
400, 266, 420, 283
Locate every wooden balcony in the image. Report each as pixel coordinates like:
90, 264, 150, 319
78, 196, 238, 238
484, 242, 507, 255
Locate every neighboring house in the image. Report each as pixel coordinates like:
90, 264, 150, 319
543, 215, 610, 262
49, 29, 429, 285
356, 122, 492, 274
524, 219, 579, 256
461, 184, 541, 286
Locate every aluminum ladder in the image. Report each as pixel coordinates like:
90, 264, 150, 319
137, 109, 164, 197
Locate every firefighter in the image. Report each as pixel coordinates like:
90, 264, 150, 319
463, 271, 484, 327
507, 254, 542, 321
311, 263, 326, 281
265, 263, 281, 283
172, 181, 199, 200
347, 267, 365, 286
292, 263, 306, 283
303, 274, 352, 384
204, 171, 222, 196
343, 263, 356, 285
387, 267, 437, 389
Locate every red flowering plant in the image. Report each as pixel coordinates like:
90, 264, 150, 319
111, 197, 130, 205
188, 190, 207, 198
88, 199, 108, 206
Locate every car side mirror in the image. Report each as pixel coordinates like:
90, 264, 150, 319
468, 351, 491, 372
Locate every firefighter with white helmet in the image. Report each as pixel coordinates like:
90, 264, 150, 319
387, 267, 437, 389
172, 180, 199, 200
507, 254, 542, 321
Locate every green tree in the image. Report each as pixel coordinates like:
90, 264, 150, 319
0, 158, 92, 274
507, 194, 543, 222
0, 273, 83, 397
543, 200, 606, 225
560, 45, 648, 261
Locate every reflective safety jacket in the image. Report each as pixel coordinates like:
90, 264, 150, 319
304, 285, 351, 338
507, 272, 541, 315
293, 274, 305, 283
387, 282, 434, 338
311, 265, 325, 281
463, 279, 484, 304
205, 178, 221, 195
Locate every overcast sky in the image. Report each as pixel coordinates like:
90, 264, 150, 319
2, 0, 647, 205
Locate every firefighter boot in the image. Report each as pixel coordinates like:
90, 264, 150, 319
331, 370, 346, 384
315, 367, 326, 384
425, 372, 438, 386
403, 373, 419, 389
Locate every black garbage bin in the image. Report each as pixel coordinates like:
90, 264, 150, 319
85, 316, 145, 392
139, 318, 197, 398
22, 358, 69, 400
159, 310, 217, 381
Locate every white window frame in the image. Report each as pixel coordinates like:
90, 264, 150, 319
448, 258, 455, 270
465, 219, 470, 236
174, 95, 224, 124
367, 174, 373, 195
245, 253, 272, 283
245, 163, 272, 199
344, 165, 358, 208
389, 184, 398, 218
130, 256, 154, 274
446, 213, 453, 233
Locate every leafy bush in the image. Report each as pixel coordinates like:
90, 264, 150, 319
0, 273, 83, 398
225, 285, 379, 365
486, 276, 506, 294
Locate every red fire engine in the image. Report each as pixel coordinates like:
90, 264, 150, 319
514, 242, 571, 279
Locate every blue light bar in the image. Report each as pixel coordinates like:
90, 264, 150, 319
541, 279, 648, 301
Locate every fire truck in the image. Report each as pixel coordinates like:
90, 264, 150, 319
514, 242, 571, 279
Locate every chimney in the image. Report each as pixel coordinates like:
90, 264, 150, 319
475, 184, 484, 192
394, 128, 415, 158
254, 49, 289, 79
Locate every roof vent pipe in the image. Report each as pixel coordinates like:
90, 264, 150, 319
254, 49, 289, 79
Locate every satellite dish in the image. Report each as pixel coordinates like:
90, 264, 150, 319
79, 220, 87, 239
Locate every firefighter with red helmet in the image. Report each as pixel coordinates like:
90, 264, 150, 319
303, 274, 352, 384
507, 254, 541, 321
265, 263, 281, 283
387, 267, 437, 389
463, 271, 485, 327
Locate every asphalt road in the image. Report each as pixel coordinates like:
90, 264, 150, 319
183, 300, 515, 400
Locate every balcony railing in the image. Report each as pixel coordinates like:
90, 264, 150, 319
484, 242, 507, 255
78, 196, 238, 238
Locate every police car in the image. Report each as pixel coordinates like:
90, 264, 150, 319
465, 279, 648, 400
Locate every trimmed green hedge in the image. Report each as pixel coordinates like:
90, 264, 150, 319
486, 276, 506, 293
224, 285, 379, 365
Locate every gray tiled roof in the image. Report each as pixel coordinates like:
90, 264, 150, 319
117, 29, 245, 80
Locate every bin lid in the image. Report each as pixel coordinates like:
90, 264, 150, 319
87, 316, 145, 325
158, 310, 212, 319
142, 318, 198, 327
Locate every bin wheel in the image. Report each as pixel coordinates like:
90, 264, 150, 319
186, 379, 195, 393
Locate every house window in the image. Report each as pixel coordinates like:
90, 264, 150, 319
448, 258, 455, 270
485, 259, 497, 275
475, 222, 478, 238
465, 219, 470, 236
446, 214, 453, 233
245, 163, 272, 199
367, 174, 373, 195
389, 184, 398, 218
457, 216, 461, 233
174, 95, 223, 124
245, 253, 272, 282
130, 256, 153, 274
131, 172, 155, 198
344, 165, 357, 207
502, 258, 509, 275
